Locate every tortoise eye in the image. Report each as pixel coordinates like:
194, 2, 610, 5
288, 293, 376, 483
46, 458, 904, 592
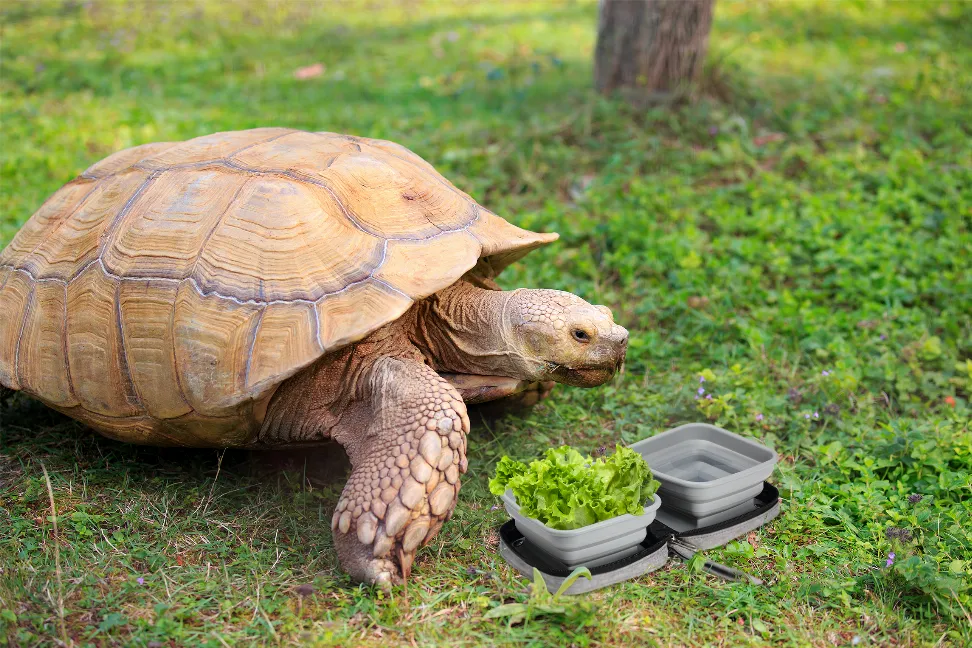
572, 329, 591, 343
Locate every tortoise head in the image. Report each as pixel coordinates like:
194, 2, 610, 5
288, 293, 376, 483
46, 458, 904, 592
503, 289, 628, 387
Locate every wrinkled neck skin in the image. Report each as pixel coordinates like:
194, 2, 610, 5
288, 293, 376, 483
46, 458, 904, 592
409, 281, 539, 379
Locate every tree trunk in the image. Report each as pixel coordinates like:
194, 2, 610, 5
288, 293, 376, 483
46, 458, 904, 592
594, 0, 715, 102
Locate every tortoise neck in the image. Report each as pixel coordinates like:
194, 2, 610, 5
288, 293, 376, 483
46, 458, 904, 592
410, 280, 524, 377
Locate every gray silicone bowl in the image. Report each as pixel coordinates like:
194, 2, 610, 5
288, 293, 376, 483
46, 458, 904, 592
502, 490, 662, 568
629, 423, 777, 518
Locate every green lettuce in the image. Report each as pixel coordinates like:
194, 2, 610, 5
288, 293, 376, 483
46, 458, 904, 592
489, 445, 661, 530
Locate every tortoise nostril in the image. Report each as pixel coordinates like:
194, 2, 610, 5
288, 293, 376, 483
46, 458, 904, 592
615, 327, 629, 355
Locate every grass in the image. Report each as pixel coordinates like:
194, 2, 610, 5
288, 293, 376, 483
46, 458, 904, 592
1, 0, 970, 645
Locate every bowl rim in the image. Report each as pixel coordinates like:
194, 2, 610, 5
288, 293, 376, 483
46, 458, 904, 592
630, 423, 778, 490
501, 490, 662, 537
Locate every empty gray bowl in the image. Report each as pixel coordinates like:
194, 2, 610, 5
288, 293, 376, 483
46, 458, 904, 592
502, 490, 662, 568
629, 423, 777, 518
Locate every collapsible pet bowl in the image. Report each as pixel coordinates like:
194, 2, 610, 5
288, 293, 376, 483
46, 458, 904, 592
501, 490, 662, 568
629, 423, 777, 519
497, 423, 782, 594
500, 482, 781, 595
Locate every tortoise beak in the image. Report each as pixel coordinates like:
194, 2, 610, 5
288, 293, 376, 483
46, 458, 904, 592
554, 322, 628, 387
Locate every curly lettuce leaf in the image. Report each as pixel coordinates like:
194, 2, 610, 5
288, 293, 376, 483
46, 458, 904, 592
488, 456, 528, 496
489, 444, 660, 530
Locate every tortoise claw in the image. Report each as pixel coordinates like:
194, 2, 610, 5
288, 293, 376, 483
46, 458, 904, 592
398, 549, 414, 580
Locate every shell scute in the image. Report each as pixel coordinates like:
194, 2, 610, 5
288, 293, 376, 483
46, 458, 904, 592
0, 270, 33, 390
317, 151, 478, 238
172, 282, 262, 416
192, 176, 382, 302
137, 128, 294, 171
103, 169, 248, 280
83, 142, 177, 179
231, 130, 360, 174
65, 264, 141, 417
375, 230, 481, 300
0, 180, 94, 265
245, 301, 322, 391
17, 281, 77, 407
26, 170, 152, 280
315, 279, 413, 351
118, 280, 193, 419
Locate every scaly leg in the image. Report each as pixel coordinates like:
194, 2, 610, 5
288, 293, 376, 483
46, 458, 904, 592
440, 373, 556, 408
489, 380, 556, 409
331, 356, 469, 586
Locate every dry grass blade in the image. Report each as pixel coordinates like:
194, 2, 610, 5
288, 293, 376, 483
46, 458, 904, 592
41, 462, 70, 647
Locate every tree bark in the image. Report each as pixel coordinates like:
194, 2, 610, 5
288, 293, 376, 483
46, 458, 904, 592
594, 0, 715, 102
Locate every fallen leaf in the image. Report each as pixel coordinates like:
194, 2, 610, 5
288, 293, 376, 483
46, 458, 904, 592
753, 133, 785, 147
293, 63, 325, 80
747, 531, 759, 549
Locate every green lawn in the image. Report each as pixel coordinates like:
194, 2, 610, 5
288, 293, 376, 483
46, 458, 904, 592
2, 0, 970, 645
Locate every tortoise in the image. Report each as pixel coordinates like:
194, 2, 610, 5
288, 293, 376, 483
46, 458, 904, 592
0, 128, 628, 586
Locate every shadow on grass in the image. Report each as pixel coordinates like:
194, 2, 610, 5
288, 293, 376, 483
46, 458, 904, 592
0, 394, 520, 496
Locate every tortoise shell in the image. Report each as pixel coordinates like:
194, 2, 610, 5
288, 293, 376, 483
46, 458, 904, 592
0, 128, 557, 444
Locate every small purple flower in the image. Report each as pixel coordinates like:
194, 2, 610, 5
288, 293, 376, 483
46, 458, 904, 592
706, 394, 713, 400
697, 386, 705, 395
813, 412, 819, 419
137, 577, 145, 585
821, 370, 830, 377
755, 413, 764, 421
885, 552, 895, 567
709, 126, 719, 136
804, 413, 810, 419
699, 376, 706, 384
490, 504, 500, 511
880, 334, 887, 340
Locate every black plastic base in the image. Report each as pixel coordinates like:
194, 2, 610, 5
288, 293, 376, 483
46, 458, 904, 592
499, 519, 669, 580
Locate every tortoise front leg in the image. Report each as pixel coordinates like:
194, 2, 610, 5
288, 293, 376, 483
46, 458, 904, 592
331, 356, 469, 587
